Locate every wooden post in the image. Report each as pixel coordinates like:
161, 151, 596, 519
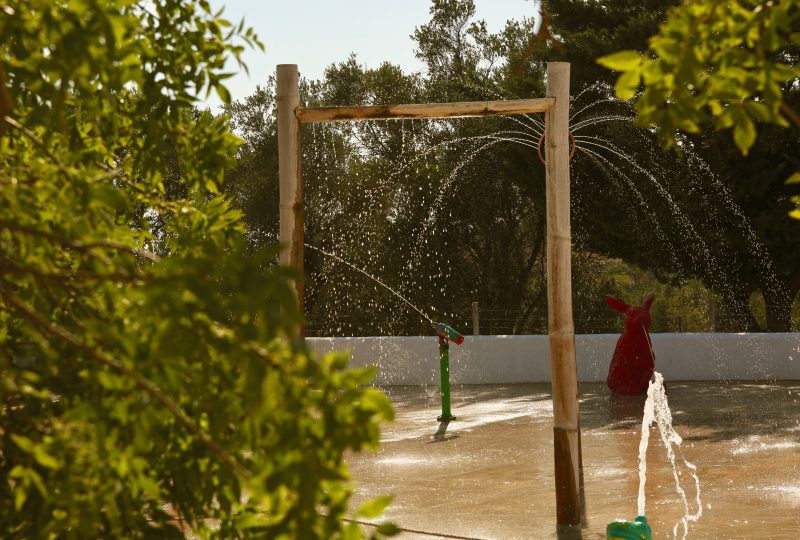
277, 64, 304, 318
472, 302, 480, 336
545, 62, 582, 527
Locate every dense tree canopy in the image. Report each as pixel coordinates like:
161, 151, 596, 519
223, 0, 799, 334
548, 0, 681, 88
225, 6, 556, 336
543, 0, 800, 330
1, 1, 394, 537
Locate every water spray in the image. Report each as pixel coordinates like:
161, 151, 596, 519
433, 322, 464, 422
607, 372, 702, 540
304, 244, 464, 422
304, 243, 435, 325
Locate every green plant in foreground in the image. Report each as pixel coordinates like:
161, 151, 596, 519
1, 1, 394, 537
598, 0, 800, 218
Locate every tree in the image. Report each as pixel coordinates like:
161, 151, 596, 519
412, 0, 491, 97
547, 0, 681, 88
224, 83, 281, 248
221, 0, 799, 334
598, 0, 800, 216
224, 44, 553, 336
538, 0, 800, 331
1, 1, 394, 537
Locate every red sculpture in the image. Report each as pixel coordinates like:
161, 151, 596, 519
604, 295, 655, 395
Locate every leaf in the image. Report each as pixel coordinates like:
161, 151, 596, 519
375, 522, 401, 536
342, 521, 361, 540
205, 178, 220, 194
744, 101, 772, 122
97, 370, 124, 390
32, 445, 60, 469
360, 388, 395, 421
789, 196, 800, 220
597, 50, 644, 71
732, 116, 756, 154
137, 475, 161, 499
14, 485, 26, 511
785, 172, 800, 185
615, 70, 642, 101
356, 495, 393, 519
234, 508, 268, 529
11, 434, 34, 452
347, 365, 378, 386
90, 185, 129, 212
215, 83, 232, 104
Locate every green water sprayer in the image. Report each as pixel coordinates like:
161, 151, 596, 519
433, 322, 464, 421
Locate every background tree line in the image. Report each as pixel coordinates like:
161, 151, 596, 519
222, 0, 800, 336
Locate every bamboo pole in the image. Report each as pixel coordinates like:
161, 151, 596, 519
544, 62, 582, 526
276, 64, 304, 318
296, 97, 554, 123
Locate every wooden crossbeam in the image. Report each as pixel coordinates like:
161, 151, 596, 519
296, 97, 554, 123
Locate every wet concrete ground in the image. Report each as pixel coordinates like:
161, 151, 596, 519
347, 382, 800, 539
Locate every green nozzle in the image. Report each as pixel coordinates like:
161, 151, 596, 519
606, 515, 652, 540
434, 322, 464, 345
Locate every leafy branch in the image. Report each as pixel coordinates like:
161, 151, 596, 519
2, 289, 253, 481
0, 221, 159, 263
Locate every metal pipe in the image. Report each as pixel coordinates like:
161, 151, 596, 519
437, 337, 454, 421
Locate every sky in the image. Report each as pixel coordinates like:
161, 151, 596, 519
205, 0, 538, 110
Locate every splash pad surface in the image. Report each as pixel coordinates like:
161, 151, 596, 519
347, 382, 800, 539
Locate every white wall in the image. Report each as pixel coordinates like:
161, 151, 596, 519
308, 333, 800, 385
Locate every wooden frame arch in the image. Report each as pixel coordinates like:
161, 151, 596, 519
276, 62, 582, 527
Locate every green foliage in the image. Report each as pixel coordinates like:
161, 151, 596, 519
1, 1, 394, 538
597, 0, 800, 217
789, 172, 800, 219
539, 0, 800, 329
222, 0, 799, 336
598, 0, 800, 151
224, 41, 551, 337
590, 258, 715, 332
412, 0, 485, 86
547, 0, 681, 88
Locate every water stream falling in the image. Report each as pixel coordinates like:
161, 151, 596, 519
568, 87, 788, 334
637, 371, 703, 539
303, 78, 785, 337
305, 243, 435, 325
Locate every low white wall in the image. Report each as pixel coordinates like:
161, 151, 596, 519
308, 333, 800, 385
